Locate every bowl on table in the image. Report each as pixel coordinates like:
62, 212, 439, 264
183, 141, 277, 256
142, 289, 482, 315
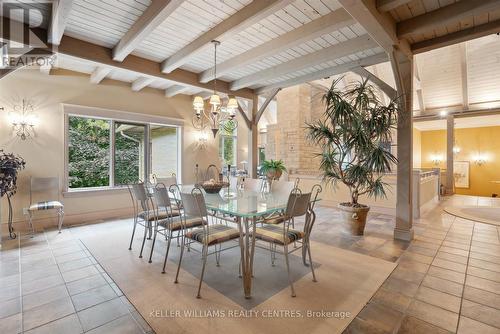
200, 180, 229, 194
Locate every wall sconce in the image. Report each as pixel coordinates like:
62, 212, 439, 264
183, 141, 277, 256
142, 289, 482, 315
474, 155, 486, 166
453, 146, 461, 154
431, 154, 443, 166
7, 99, 38, 140
195, 130, 208, 150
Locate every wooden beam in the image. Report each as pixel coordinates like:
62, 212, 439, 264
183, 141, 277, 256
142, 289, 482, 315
48, 0, 74, 45
376, 0, 412, 12
398, 0, 500, 38
414, 58, 425, 113
0, 15, 256, 99
350, 66, 397, 99
338, 0, 411, 56
236, 99, 252, 129
231, 35, 377, 90
412, 20, 500, 54
113, 0, 183, 62
249, 95, 259, 177
131, 77, 155, 92
255, 52, 388, 95
459, 43, 469, 110
255, 88, 280, 124
161, 0, 292, 73
90, 67, 111, 84
165, 85, 189, 97
198, 9, 355, 83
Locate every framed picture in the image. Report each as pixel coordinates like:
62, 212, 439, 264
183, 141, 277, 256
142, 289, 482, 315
454, 161, 470, 188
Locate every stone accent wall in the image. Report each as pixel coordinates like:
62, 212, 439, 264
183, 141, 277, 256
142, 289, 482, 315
266, 83, 327, 175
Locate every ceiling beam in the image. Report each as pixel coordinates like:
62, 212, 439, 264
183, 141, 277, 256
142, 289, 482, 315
338, 0, 411, 56
230, 35, 377, 90
236, 99, 252, 129
255, 52, 388, 94
350, 66, 396, 99
459, 43, 469, 111
414, 58, 425, 113
411, 19, 500, 54
161, 0, 292, 73
255, 88, 280, 124
48, 0, 74, 45
165, 85, 189, 97
131, 77, 155, 91
398, 0, 500, 39
198, 9, 355, 83
113, 0, 183, 62
90, 67, 111, 84
0, 15, 255, 99
376, 0, 412, 12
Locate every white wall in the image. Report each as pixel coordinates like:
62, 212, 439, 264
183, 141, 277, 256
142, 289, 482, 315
0, 69, 248, 230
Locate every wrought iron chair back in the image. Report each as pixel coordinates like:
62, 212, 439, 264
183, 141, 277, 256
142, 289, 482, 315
180, 187, 210, 245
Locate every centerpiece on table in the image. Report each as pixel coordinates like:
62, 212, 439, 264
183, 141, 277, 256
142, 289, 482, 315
306, 78, 399, 235
261, 159, 287, 181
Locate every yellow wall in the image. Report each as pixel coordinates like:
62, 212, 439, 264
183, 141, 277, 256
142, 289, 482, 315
420, 126, 500, 197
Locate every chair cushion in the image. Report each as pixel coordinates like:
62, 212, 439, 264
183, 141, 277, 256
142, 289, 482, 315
29, 201, 63, 211
161, 217, 205, 231
139, 209, 180, 221
254, 225, 304, 245
263, 213, 286, 224
186, 224, 240, 246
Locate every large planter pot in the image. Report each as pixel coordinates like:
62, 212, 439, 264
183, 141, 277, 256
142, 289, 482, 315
338, 203, 370, 236
266, 170, 282, 180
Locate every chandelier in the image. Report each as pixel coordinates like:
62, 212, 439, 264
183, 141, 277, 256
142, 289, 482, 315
192, 40, 238, 137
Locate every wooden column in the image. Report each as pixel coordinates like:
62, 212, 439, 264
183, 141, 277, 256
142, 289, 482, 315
446, 115, 455, 194
390, 47, 414, 241
249, 95, 259, 178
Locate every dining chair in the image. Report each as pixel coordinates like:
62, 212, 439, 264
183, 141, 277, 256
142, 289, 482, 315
175, 187, 241, 298
148, 184, 205, 271
262, 178, 300, 225
254, 185, 322, 297
243, 178, 263, 192
127, 183, 180, 258
26, 176, 64, 235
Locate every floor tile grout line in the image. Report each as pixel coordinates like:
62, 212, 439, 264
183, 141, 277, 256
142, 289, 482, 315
78, 235, 153, 333
455, 221, 476, 333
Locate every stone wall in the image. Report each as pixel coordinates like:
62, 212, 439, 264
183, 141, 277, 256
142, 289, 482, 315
265, 83, 327, 175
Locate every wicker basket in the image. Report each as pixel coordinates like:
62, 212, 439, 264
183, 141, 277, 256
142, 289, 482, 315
201, 181, 229, 194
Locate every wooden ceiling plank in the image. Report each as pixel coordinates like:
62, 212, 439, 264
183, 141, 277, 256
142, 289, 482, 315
165, 84, 189, 97
377, 0, 413, 13
161, 0, 293, 73
398, 0, 500, 38
49, 0, 75, 46
198, 9, 355, 83
230, 34, 377, 90
113, 0, 183, 62
255, 52, 388, 94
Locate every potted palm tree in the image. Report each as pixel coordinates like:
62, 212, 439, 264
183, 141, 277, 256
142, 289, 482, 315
307, 79, 398, 235
261, 159, 287, 180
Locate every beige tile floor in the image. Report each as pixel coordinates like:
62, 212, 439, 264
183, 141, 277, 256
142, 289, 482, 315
1, 194, 500, 334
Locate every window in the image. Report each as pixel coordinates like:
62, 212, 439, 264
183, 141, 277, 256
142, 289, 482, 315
219, 127, 237, 167
67, 114, 180, 190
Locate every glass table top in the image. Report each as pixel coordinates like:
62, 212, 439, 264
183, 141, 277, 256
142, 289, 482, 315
179, 185, 295, 218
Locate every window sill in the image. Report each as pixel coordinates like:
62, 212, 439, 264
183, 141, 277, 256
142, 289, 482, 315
63, 187, 129, 198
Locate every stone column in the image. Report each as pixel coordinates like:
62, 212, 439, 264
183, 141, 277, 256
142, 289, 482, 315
446, 115, 455, 194
391, 48, 414, 241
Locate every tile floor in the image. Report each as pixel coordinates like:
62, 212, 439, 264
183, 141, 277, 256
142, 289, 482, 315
1, 194, 500, 334
0, 231, 152, 334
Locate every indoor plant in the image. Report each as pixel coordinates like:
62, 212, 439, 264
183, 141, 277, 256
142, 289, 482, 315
261, 159, 287, 180
307, 78, 398, 235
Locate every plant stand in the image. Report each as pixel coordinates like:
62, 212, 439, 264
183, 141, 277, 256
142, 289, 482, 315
7, 194, 16, 239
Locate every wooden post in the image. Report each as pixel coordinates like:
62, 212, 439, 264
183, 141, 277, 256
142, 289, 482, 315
249, 95, 259, 178
390, 47, 414, 242
446, 115, 455, 194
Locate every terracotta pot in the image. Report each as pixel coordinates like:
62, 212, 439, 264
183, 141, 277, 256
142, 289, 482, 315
266, 169, 282, 180
338, 203, 370, 236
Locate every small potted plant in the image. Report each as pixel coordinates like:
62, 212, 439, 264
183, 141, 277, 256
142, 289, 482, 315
261, 159, 287, 181
307, 78, 398, 235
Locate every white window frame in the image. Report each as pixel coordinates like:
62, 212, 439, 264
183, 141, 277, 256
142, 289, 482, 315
63, 104, 183, 195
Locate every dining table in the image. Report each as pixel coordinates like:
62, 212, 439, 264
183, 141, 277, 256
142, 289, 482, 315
175, 185, 319, 299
